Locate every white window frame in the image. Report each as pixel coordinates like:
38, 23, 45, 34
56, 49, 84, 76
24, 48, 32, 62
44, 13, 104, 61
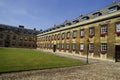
72, 44, 76, 50
116, 22, 120, 32
93, 13, 101, 17
67, 32, 70, 38
101, 25, 107, 34
61, 44, 64, 49
101, 43, 107, 51
80, 43, 84, 50
58, 34, 60, 40
109, 6, 118, 13
89, 28, 94, 35
89, 43, 94, 51
62, 33, 65, 39
80, 29, 84, 37
73, 31, 77, 38
57, 44, 60, 49
66, 44, 69, 50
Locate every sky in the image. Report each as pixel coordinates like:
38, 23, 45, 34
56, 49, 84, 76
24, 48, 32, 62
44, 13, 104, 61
0, 0, 115, 30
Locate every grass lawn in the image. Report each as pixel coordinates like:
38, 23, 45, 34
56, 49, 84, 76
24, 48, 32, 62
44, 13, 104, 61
0, 48, 85, 73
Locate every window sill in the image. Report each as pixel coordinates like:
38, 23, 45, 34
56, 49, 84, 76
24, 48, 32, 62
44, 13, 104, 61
99, 50, 107, 54
100, 33, 107, 37
89, 34, 94, 38
80, 50, 84, 52
80, 36, 84, 38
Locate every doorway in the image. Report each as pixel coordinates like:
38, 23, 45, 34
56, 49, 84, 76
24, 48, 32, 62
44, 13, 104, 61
53, 45, 56, 52
115, 45, 120, 62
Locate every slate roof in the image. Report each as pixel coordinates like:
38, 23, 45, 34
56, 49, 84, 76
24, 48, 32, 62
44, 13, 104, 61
42, 1, 120, 34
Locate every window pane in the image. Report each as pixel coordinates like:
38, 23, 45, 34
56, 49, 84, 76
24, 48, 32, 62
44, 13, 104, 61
73, 31, 77, 38
73, 44, 76, 50
62, 33, 64, 39
80, 44, 84, 50
116, 23, 120, 32
101, 43, 107, 51
101, 25, 107, 33
89, 43, 94, 50
66, 44, 69, 49
62, 44, 64, 49
80, 29, 84, 36
67, 32, 70, 38
90, 28, 94, 35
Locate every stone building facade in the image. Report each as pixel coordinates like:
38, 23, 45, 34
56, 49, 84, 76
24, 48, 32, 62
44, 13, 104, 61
0, 24, 40, 49
37, 2, 120, 61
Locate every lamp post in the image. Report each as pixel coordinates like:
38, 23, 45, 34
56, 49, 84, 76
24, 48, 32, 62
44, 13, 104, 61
86, 38, 89, 64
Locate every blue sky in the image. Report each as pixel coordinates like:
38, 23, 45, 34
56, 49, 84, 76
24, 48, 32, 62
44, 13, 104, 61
0, 0, 114, 30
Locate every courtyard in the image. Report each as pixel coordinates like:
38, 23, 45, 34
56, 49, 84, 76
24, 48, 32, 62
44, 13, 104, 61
0, 50, 120, 80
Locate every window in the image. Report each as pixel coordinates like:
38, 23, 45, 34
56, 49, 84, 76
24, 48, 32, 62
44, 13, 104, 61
66, 22, 71, 26
6, 35, 10, 40
108, 5, 120, 13
100, 25, 107, 37
61, 44, 64, 49
100, 43, 107, 54
0, 34, 4, 39
101, 43, 107, 51
62, 33, 65, 39
73, 20, 79, 24
82, 16, 89, 20
93, 12, 101, 17
51, 44, 53, 48
58, 34, 60, 40
0, 40, 3, 45
80, 43, 84, 52
48, 36, 50, 41
89, 43, 94, 53
19, 36, 23, 40
54, 34, 57, 40
116, 22, 120, 35
89, 28, 94, 38
48, 44, 50, 48
24, 37, 28, 41
52, 35, 54, 40
80, 29, 84, 38
12, 42, 16, 46
66, 44, 69, 50
72, 44, 76, 51
57, 44, 60, 49
73, 30, 77, 38
67, 32, 70, 39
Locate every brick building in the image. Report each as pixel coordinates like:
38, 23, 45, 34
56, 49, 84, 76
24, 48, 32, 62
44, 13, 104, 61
37, 2, 120, 61
0, 24, 40, 48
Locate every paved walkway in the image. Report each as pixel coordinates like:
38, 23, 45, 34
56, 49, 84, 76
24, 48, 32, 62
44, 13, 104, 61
0, 52, 120, 80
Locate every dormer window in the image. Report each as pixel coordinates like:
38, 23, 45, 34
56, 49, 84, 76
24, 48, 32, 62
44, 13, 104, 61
108, 5, 120, 13
60, 24, 65, 27
93, 12, 102, 17
66, 22, 71, 26
82, 16, 89, 20
73, 19, 79, 24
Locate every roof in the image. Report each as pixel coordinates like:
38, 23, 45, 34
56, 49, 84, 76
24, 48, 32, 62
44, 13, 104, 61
0, 24, 40, 35
41, 1, 120, 34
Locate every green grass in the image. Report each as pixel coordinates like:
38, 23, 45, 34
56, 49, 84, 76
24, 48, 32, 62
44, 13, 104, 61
0, 48, 85, 73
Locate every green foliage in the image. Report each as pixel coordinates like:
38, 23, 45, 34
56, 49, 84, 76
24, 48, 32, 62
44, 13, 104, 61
0, 48, 84, 72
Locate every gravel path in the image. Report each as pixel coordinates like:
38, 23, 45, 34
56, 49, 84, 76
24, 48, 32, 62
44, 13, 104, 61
0, 52, 120, 80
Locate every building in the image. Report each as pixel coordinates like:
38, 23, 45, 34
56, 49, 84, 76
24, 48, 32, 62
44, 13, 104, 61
37, 2, 120, 62
0, 24, 40, 49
